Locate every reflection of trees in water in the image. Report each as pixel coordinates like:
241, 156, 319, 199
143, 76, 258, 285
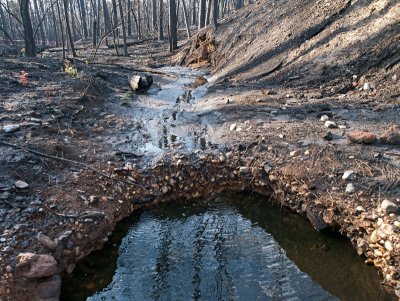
151, 220, 173, 300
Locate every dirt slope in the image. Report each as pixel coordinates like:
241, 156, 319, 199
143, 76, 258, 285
180, 0, 399, 99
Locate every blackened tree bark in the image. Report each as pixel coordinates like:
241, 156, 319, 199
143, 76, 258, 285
56, 0, 66, 59
152, 0, 157, 30
20, 0, 36, 57
63, 0, 77, 56
0, 2, 8, 42
78, 0, 88, 38
212, 0, 218, 27
127, 0, 132, 35
118, 0, 128, 56
32, 0, 46, 44
169, 0, 177, 52
50, 2, 59, 46
191, 0, 196, 26
158, 0, 164, 41
181, 0, 190, 38
198, 0, 206, 29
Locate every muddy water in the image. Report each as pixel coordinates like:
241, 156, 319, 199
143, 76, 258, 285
61, 193, 395, 301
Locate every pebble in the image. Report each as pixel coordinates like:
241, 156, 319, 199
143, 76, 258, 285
324, 121, 337, 129
342, 170, 355, 180
355, 206, 365, 213
3, 124, 20, 133
289, 151, 297, 157
229, 124, 237, 131
394, 221, 400, 228
385, 241, 393, 252
363, 83, 371, 91
345, 183, 355, 194
37, 233, 58, 250
320, 115, 329, 122
323, 131, 332, 140
381, 200, 398, 214
239, 166, 250, 174
15, 180, 29, 189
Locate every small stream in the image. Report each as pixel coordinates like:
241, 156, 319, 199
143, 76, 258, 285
61, 193, 395, 301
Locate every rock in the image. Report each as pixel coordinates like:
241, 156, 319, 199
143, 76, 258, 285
381, 200, 398, 214
394, 221, 400, 228
320, 115, 329, 122
307, 208, 328, 231
363, 82, 371, 91
35, 275, 61, 300
15, 253, 57, 279
324, 121, 337, 129
37, 233, 58, 250
161, 186, 169, 194
342, 170, 355, 180
369, 230, 378, 243
289, 151, 297, 157
355, 206, 365, 213
323, 131, 332, 140
3, 124, 20, 133
380, 130, 400, 145
348, 131, 377, 144
384, 241, 393, 252
345, 183, 355, 194
129, 74, 153, 92
15, 180, 29, 189
229, 124, 237, 131
239, 166, 250, 174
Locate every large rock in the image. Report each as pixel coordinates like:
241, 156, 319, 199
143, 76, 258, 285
381, 199, 398, 214
380, 129, 400, 145
129, 74, 153, 92
15, 253, 57, 279
348, 131, 377, 144
35, 275, 61, 301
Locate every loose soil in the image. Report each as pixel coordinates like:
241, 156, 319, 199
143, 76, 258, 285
0, 0, 399, 300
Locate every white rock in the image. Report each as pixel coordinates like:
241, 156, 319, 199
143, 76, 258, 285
384, 241, 393, 252
342, 170, 355, 180
3, 124, 20, 133
394, 221, 400, 228
355, 206, 365, 212
239, 166, 250, 174
15, 180, 29, 189
229, 124, 237, 131
345, 183, 355, 194
338, 125, 347, 129
369, 230, 378, 243
324, 121, 337, 129
320, 115, 329, 122
381, 199, 398, 214
290, 151, 297, 157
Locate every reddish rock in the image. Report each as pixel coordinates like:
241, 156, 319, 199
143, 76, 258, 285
15, 253, 57, 279
348, 131, 377, 144
380, 130, 400, 145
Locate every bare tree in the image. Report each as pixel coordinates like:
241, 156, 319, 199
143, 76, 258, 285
169, 0, 177, 52
20, 0, 36, 57
63, 0, 76, 56
158, 0, 164, 40
198, 0, 206, 29
118, 0, 128, 56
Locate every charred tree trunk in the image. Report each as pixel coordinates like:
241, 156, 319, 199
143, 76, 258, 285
198, 0, 206, 29
50, 3, 59, 46
152, 0, 157, 30
78, 0, 88, 38
181, 0, 190, 38
63, 0, 77, 56
56, 0, 66, 58
118, 0, 128, 56
158, 0, 164, 41
20, 0, 37, 57
169, 0, 177, 52
212, 0, 218, 27
192, 0, 196, 26
32, 0, 46, 44
127, 0, 132, 35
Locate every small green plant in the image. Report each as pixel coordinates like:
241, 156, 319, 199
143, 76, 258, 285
121, 91, 133, 106
65, 65, 78, 77
20, 48, 26, 57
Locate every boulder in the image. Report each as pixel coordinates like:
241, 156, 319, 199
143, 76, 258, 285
129, 74, 153, 92
348, 131, 377, 144
15, 253, 57, 279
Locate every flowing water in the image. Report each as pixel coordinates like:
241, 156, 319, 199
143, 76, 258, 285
61, 193, 395, 301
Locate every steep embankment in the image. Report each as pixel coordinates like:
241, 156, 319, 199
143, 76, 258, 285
180, 0, 399, 98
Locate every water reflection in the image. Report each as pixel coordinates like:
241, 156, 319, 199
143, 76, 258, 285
61, 193, 396, 301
